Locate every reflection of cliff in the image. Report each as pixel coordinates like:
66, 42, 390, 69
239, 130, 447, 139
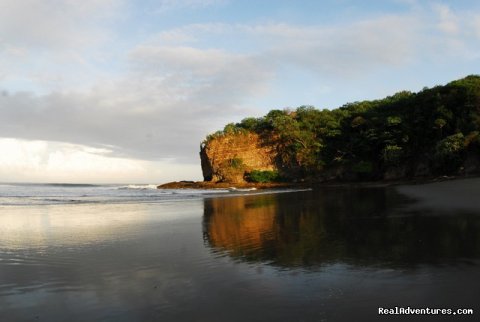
203, 195, 277, 258
203, 189, 480, 268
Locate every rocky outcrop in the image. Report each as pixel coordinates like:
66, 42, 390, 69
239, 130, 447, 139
200, 132, 278, 183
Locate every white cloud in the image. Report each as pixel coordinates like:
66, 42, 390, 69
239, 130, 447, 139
0, 138, 201, 183
393, 0, 420, 7
472, 15, 480, 39
433, 3, 459, 35
252, 16, 419, 76
146, 4, 480, 75
129, 45, 273, 99
151, 0, 226, 13
149, 23, 230, 45
143, 16, 421, 79
0, 0, 124, 93
0, 0, 120, 50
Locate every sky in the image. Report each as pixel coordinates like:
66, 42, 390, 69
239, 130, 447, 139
1, 0, 480, 183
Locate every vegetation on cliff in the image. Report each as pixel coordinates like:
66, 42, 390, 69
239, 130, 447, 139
203, 75, 480, 182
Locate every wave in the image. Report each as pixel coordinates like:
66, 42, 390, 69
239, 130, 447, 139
1, 183, 100, 188
227, 187, 257, 192
0, 197, 97, 206
117, 184, 159, 190
43, 183, 100, 187
42, 198, 97, 204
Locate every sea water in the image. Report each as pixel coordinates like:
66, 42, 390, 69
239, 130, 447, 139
0, 184, 479, 321
0, 183, 238, 206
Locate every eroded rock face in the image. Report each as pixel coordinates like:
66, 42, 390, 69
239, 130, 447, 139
200, 132, 278, 183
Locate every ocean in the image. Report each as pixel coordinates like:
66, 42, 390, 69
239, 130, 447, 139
0, 183, 250, 206
0, 183, 479, 321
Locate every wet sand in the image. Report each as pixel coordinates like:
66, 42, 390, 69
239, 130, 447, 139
396, 177, 480, 213
1, 187, 479, 321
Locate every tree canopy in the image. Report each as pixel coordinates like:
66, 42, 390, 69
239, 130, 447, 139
205, 75, 480, 181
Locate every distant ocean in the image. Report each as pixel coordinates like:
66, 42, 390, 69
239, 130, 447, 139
0, 182, 278, 206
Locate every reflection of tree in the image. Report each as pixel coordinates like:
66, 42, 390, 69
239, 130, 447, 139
203, 189, 480, 269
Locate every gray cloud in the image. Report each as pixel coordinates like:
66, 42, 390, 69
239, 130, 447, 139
0, 45, 272, 162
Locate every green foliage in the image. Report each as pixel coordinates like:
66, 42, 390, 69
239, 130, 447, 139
351, 116, 366, 128
203, 123, 248, 144
435, 133, 465, 157
434, 133, 465, 173
434, 118, 447, 129
229, 157, 244, 169
382, 145, 403, 165
204, 75, 480, 181
247, 170, 281, 183
216, 157, 246, 183
387, 116, 402, 126
237, 117, 260, 131
352, 161, 373, 174
223, 123, 237, 134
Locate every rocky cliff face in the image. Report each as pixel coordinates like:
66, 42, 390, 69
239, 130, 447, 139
200, 130, 480, 183
200, 132, 278, 183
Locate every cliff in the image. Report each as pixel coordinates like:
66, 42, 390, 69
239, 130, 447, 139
200, 75, 480, 183
200, 131, 279, 183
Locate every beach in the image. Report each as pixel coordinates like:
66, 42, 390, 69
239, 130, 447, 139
397, 177, 480, 212
0, 182, 478, 321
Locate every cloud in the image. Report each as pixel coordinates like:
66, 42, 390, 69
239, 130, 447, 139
249, 16, 419, 76
0, 138, 201, 183
433, 3, 459, 35
3, 3, 480, 163
0, 0, 120, 50
151, 0, 226, 13
129, 45, 273, 101
1, 1, 480, 183
0, 44, 272, 162
0, 0, 124, 93
421, 4, 480, 60
473, 15, 480, 39
146, 15, 423, 78
149, 3, 480, 75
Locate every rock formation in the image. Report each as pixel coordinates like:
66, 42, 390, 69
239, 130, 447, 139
200, 131, 278, 183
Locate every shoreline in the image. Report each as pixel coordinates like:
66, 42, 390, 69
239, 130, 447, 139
157, 180, 301, 190
157, 174, 477, 190
159, 175, 480, 214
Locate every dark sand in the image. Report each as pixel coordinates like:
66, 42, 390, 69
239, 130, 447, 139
1, 185, 478, 321
396, 177, 480, 213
